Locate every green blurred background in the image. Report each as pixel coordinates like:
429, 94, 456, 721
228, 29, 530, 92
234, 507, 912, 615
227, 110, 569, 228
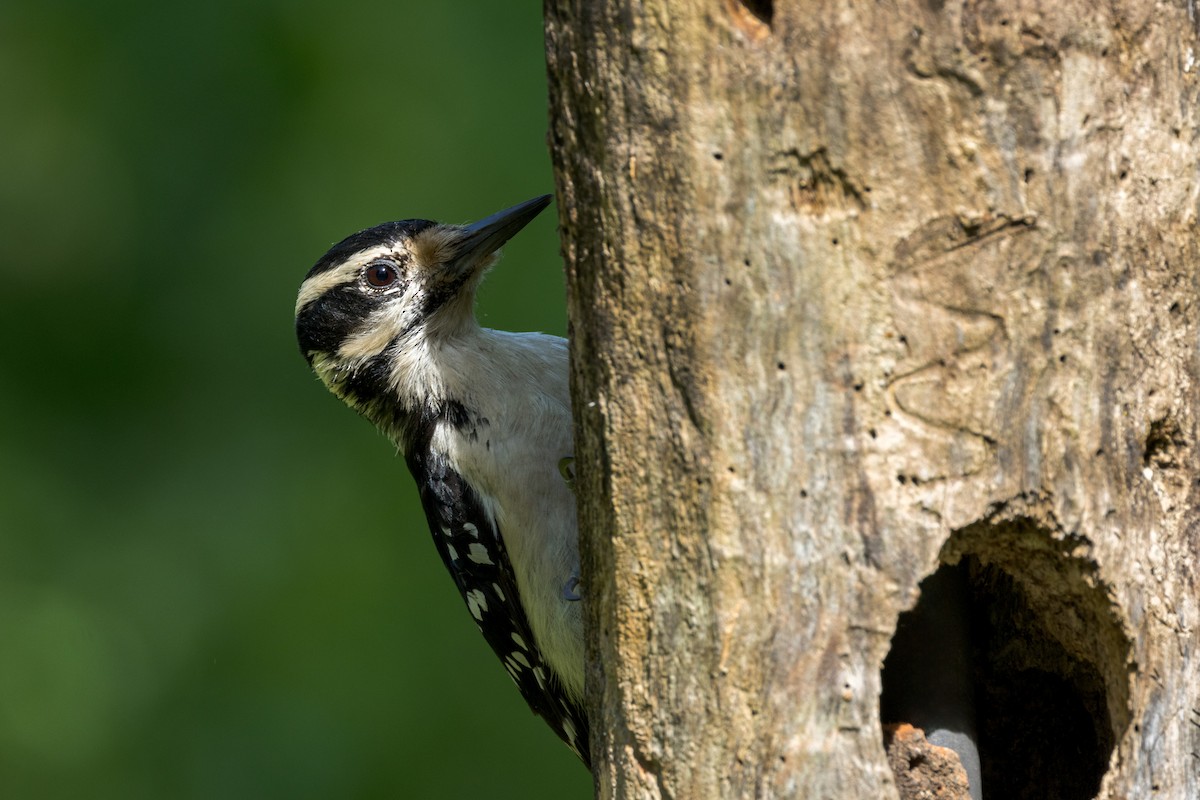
0, 1, 590, 797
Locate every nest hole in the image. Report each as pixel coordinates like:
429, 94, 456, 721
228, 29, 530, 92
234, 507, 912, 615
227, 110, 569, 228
881, 517, 1130, 800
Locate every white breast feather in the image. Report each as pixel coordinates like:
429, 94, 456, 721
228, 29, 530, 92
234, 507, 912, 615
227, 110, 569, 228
419, 328, 584, 701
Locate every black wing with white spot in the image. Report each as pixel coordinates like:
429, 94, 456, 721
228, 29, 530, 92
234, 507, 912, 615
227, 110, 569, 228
406, 447, 590, 766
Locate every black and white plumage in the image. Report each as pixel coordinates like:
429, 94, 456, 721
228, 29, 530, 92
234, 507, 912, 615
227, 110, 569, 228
294, 195, 587, 764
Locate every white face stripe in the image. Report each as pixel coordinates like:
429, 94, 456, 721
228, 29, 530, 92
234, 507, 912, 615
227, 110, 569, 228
296, 223, 470, 318
336, 295, 420, 363
294, 244, 398, 316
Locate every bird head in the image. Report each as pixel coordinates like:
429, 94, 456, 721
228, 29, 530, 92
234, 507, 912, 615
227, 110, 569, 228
295, 194, 551, 423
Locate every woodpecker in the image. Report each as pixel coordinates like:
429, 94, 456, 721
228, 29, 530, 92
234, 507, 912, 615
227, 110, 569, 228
294, 195, 587, 764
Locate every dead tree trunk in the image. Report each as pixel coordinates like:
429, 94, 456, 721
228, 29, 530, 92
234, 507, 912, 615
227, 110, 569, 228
545, 1, 1200, 798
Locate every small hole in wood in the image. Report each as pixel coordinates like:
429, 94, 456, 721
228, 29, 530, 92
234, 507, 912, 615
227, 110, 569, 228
738, 0, 772, 26
1144, 414, 1184, 469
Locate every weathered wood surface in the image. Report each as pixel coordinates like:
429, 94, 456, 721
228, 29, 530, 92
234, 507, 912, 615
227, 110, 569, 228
545, 1, 1200, 797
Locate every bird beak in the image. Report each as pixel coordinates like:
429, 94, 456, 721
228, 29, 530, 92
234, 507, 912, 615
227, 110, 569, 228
454, 194, 552, 269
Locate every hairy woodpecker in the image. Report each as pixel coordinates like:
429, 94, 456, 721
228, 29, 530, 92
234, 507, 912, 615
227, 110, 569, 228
294, 195, 587, 764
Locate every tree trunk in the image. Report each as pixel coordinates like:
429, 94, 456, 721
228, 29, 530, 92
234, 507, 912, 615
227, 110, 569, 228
544, 1, 1200, 798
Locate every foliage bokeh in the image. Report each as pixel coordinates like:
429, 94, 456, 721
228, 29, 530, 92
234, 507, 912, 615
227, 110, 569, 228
0, 1, 588, 796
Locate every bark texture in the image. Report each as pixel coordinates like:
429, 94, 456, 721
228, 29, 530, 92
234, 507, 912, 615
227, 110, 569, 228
544, 1, 1200, 797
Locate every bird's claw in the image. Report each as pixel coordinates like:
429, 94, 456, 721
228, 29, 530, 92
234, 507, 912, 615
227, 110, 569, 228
558, 456, 576, 491
562, 569, 582, 602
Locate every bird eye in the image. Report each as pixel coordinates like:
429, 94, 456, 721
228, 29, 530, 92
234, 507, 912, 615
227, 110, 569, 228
364, 261, 399, 289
